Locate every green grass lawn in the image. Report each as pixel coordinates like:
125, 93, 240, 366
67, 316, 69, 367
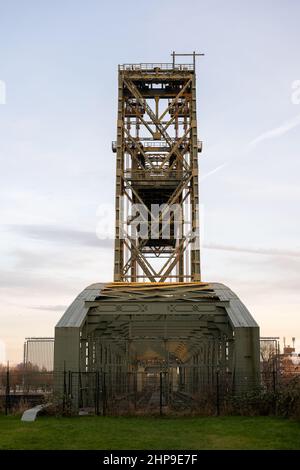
0, 415, 299, 450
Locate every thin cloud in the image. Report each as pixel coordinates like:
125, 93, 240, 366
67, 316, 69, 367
224, 277, 300, 295
8, 224, 300, 259
203, 242, 300, 258
0, 269, 81, 294
201, 163, 228, 181
201, 113, 300, 181
248, 113, 300, 149
30, 305, 67, 312
7, 224, 113, 248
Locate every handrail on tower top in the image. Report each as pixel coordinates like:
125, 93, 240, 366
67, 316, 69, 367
118, 52, 204, 72
119, 63, 194, 71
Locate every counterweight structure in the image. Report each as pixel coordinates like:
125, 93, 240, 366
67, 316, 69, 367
113, 58, 201, 282
54, 54, 260, 412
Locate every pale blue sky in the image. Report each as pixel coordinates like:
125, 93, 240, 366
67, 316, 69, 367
1, 0, 300, 362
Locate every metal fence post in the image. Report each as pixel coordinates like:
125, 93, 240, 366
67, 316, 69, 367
102, 371, 107, 416
68, 370, 72, 398
216, 369, 220, 416
159, 371, 163, 416
272, 366, 277, 414
134, 371, 137, 410
63, 363, 67, 412
272, 367, 276, 393
166, 371, 170, 406
78, 370, 83, 409
5, 362, 10, 416
95, 371, 100, 416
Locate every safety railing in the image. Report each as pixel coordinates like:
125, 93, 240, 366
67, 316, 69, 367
124, 169, 183, 180
2, 369, 300, 417
119, 63, 194, 71
112, 140, 202, 153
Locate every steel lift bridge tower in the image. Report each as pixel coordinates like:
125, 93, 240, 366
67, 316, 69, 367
54, 53, 260, 410
113, 52, 202, 283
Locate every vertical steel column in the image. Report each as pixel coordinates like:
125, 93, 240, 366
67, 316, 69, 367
190, 74, 201, 281
114, 70, 124, 281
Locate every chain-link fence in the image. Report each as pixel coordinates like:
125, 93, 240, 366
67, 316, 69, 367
0, 369, 53, 414
1, 366, 300, 417
58, 369, 234, 416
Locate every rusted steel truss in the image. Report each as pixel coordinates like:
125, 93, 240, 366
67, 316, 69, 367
113, 58, 202, 282
90, 282, 220, 303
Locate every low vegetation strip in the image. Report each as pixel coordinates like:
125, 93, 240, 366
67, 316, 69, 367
0, 416, 299, 450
